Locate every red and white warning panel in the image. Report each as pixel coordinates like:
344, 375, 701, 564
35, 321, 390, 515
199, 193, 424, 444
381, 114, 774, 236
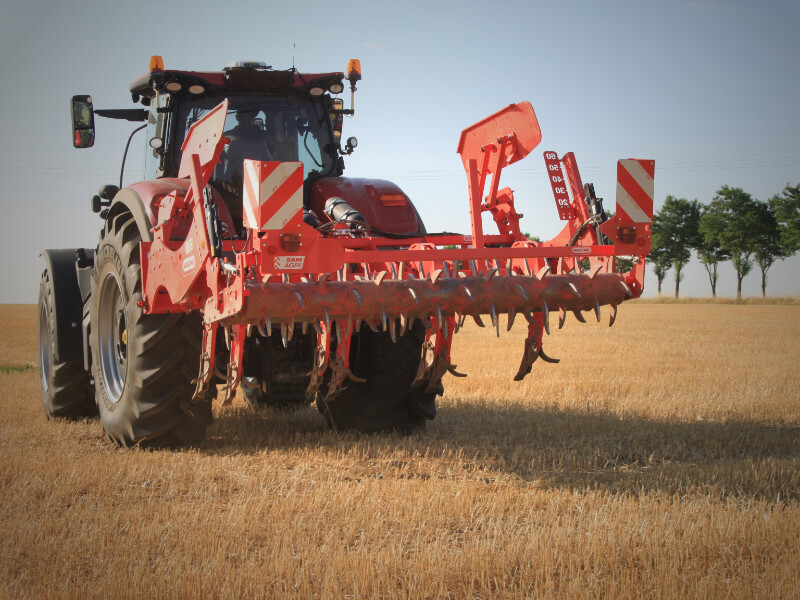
543, 151, 574, 220
615, 159, 654, 224
243, 160, 303, 231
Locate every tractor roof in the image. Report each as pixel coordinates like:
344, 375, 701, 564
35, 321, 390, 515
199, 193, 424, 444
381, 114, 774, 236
129, 60, 345, 101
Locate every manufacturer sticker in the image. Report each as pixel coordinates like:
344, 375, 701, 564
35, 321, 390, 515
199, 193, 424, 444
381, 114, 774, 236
274, 255, 306, 270
182, 255, 196, 274
571, 247, 591, 255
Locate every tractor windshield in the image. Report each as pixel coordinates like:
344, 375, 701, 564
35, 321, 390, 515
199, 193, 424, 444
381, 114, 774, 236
174, 93, 337, 190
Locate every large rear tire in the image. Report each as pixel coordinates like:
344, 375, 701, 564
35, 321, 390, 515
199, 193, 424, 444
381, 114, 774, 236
90, 213, 211, 447
38, 270, 95, 419
316, 323, 439, 433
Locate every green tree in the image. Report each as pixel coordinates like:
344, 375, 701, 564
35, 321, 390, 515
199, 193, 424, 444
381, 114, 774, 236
649, 243, 671, 295
770, 183, 800, 255
699, 186, 760, 300
650, 196, 701, 298
752, 200, 787, 298
694, 213, 730, 299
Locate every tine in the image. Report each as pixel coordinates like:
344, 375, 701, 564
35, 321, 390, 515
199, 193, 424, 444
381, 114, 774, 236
418, 261, 426, 278
287, 321, 295, 342
390, 262, 398, 279
507, 307, 517, 331
301, 321, 308, 335
447, 365, 468, 378
457, 271, 467, 278
515, 283, 529, 301
283, 273, 290, 284
443, 261, 451, 279
567, 282, 581, 298
460, 284, 475, 301
343, 263, 350, 281
362, 262, 371, 280
494, 258, 502, 272
523, 311, 536, 326
400, 313, 408, 336
589, 264, 602, 279
367, 319, 379, 333
458, 313, 467, 328
335, 321, 343, 345
389, 318, 397, 343
469, 260, 479, 276
593, 297, 601, 322
318, 273, 330, 287
323, 306, 330, 333
351, 288, 363, 305
558, 307, 567, 329
346, 314, 353, 336
408, 314, 415, 330
442, 317, 449, 341
257, 321, 267, 337
281, 323, 289, 348
293, 291, 305, 308
224, 326, 231, 350
313, 320, 322, 335
380, 304, 388, 331
246, 324, 254, 338
472, 314, 486, 328
421, 316, 432, 330
609, 303, 618, 327
430, 269, 444, 284
522, 259, 531, 276
375, 270, 388, 286
490, 303, 499, 337
620, 280, 632, 297
408, 288, 420, 303
539, 349, 560, 364
486, 268, 499, 281
506, 258, 513, 275
537, 265, 551, 280
556, 257, 564, 275
542, 299, 551, 336
572, 310, 587, 324
262, 274, 273, 285
300, 276, 309, 283
265, 314, 273, 336
453, 312, 461, 334
355, 319, 362, 332
435, 302, 443, 325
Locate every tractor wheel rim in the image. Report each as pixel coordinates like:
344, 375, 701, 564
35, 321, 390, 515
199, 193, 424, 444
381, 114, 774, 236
98, 272, 127, 404
38, 303, 50, 393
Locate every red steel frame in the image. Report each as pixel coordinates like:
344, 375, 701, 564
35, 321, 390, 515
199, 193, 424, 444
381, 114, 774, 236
139, 100, 653, 402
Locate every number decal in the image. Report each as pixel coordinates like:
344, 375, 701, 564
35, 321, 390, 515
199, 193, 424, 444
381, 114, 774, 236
543, 151, 574, 220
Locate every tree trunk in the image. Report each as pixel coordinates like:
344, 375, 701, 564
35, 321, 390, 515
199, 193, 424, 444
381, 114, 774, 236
761, 268, 767, 298
736, 272, 743, 300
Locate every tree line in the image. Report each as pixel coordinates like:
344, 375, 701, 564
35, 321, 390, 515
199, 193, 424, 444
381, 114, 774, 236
649, 183, 800, 298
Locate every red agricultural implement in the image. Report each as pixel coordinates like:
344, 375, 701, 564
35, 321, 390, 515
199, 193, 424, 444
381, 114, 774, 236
40, 57, 653, 446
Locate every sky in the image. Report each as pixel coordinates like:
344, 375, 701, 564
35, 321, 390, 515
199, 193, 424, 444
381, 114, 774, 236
0, 0, 798, 303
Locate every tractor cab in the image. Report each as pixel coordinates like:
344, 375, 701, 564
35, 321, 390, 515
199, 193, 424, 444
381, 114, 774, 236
71, 57, 361, 222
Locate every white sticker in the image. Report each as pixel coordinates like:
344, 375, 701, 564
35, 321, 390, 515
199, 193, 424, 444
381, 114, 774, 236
182, 255, 196, 274
274, 255, 306, 270
571, 247, 591, 255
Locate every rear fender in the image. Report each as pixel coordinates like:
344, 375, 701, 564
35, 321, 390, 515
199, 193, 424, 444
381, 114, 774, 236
40, 249, 91, 364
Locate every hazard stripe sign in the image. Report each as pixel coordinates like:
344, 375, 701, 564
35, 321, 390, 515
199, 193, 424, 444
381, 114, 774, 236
243, 160, 304, 231
616, 159, 654, 224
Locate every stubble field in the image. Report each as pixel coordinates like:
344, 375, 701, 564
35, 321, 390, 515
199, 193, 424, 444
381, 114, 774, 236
1, 302, 798, 599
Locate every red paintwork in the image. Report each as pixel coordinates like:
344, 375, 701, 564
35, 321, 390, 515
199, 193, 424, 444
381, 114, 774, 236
136, 98, 653, 399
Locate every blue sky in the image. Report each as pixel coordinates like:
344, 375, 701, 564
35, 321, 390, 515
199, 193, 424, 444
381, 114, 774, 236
0, 0, 798, 303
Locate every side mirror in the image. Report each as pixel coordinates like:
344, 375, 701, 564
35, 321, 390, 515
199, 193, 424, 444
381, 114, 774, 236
71, 95, 95, 148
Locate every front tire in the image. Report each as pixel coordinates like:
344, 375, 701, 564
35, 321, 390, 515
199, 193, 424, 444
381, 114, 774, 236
90, 213, 211, 447
38, 270, 95, 419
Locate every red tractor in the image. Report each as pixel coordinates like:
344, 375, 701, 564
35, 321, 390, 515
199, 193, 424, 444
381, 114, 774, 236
40, 57, 653, 446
